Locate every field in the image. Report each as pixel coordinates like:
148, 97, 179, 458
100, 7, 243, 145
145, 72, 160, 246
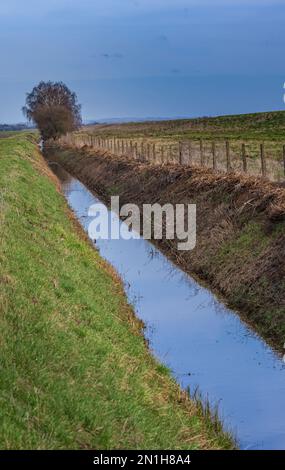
72, 111, 285, 182
0, 133, 233, 449
84, 111, 285, 141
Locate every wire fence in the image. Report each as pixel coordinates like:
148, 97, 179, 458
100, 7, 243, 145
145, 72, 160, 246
59, 133, 285, 182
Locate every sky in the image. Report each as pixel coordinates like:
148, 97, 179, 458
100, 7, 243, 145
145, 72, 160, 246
0, 0, 284, 122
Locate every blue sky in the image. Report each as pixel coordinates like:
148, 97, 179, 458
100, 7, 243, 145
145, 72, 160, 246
0, 0, 284, 122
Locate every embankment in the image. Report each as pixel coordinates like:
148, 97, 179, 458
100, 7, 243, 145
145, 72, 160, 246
0, 134, 233, 449
47, 144, 285, 353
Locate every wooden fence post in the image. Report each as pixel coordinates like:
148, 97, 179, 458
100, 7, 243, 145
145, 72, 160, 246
130, 141, 133, 158
212, 141, 217, 170
200, 139, 204, 166
161, 146, 164, 163
226, 140, 231, 172
179, 142, 183, 164
147, 143, 150, 161
241, 143, 247, 173
188, 141, 192, 165
141, 142, 144, 161
170, 145, 173, 163
168, 145, 172, 163
260, 143, 267, 177
153, 143, 156, 162
283, 145, 285, 177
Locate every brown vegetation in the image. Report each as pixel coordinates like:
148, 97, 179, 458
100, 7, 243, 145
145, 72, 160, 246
46, 143, 285, 353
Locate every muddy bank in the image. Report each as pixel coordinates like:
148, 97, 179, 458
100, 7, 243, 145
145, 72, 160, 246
46, 144, 285, 352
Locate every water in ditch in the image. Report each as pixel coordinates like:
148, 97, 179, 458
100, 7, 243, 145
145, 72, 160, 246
52, 164, 285, 450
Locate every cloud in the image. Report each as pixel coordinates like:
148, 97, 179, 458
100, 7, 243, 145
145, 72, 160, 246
101, 53, 124, 59
89, 52, 124, 60
157, 34, 168, 42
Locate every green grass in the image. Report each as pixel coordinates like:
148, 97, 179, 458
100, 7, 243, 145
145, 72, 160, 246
70, 111, 285, 182
0, 134, 233, 449
84, 110, 285, 141
214, 219, 285, 343
217, 222, 270, 261
0, 129, 38, 140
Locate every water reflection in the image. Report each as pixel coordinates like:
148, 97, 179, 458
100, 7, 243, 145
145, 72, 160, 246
51, 164, 285, 450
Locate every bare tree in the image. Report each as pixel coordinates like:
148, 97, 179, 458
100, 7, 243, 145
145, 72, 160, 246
23, 81, 82, 141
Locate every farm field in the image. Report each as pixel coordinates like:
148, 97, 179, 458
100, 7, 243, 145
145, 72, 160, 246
83, 111, 285, 141
72, 111, 285, 182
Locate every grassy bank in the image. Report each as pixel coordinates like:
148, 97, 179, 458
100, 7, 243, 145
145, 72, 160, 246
0, 134, 233, 449
48, 144, 285, 353
84, 110, 285, 141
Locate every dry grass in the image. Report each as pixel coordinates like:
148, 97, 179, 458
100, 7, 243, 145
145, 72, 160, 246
48, 143, 285, 353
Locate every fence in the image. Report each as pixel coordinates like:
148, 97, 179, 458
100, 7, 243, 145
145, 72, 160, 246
59, 133, 285, 182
